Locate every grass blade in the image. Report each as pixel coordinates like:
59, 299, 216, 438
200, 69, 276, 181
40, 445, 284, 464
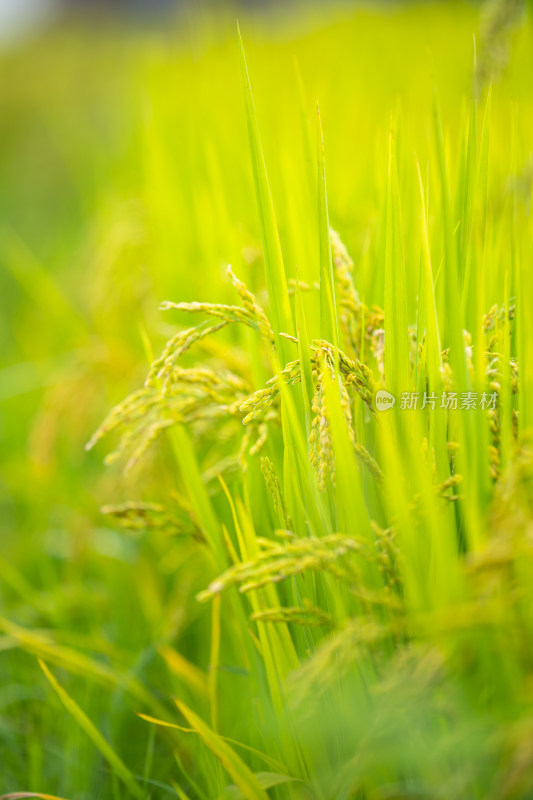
384, 128, 409, 399
38, 659, 144, 800
175, 700, 270, 800
317, 105, 339, 347
237, 25, 293, 361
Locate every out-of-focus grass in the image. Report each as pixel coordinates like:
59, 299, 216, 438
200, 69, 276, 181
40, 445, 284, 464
1, 2, 533, 797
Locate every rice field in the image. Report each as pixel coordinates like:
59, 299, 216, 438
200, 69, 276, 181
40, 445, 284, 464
2, 1, 533, 798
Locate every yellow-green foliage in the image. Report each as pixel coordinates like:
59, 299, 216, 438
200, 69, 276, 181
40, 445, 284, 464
2, 3, 533, 799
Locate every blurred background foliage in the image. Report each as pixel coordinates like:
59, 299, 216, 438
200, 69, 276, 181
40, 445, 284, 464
1, 0, 533, 795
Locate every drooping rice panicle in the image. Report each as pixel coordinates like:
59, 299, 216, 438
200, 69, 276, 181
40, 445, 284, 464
226, 265, 275, 349
197, 533, 365, 602
260, 456, 293, 529
250, 604, 336, 628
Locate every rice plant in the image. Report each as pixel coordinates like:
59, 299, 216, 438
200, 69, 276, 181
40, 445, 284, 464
2, 3, 533, 799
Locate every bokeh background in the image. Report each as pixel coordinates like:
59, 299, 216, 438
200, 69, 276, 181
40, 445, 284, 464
1, 0, 532, 794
